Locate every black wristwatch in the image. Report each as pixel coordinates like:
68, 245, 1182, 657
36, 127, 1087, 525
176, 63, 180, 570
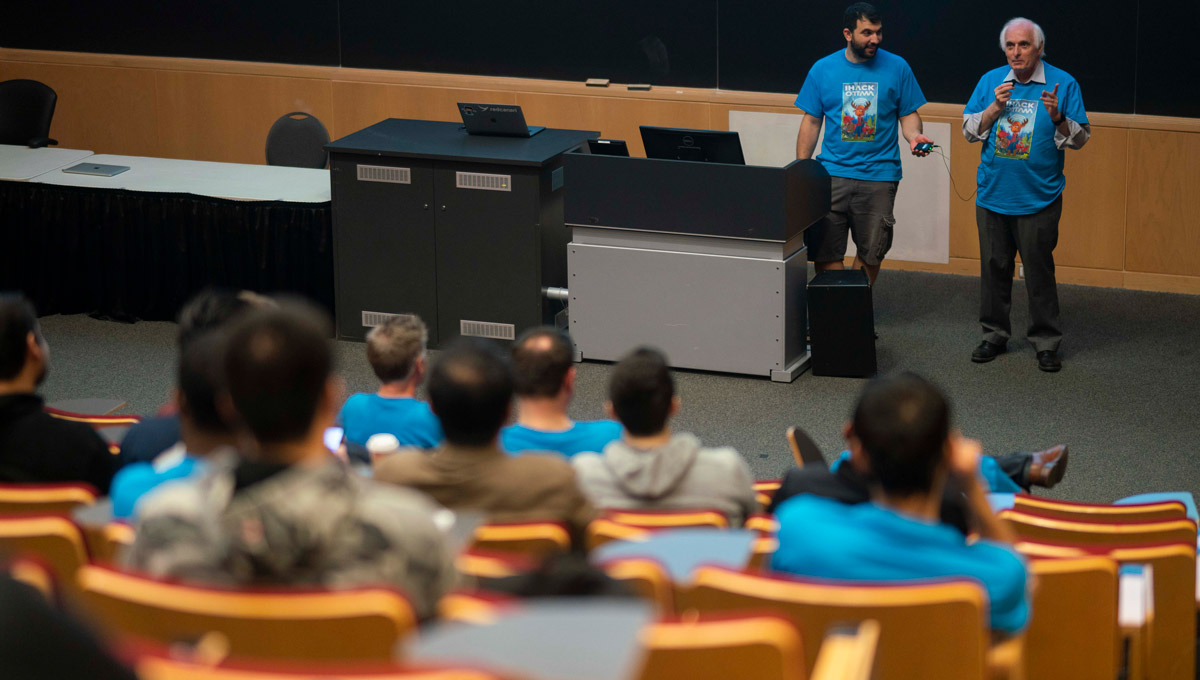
1052, 114, 1066, 125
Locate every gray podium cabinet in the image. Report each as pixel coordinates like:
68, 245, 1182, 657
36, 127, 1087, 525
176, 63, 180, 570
564, 153, 830, 382
326, 119, 598, 345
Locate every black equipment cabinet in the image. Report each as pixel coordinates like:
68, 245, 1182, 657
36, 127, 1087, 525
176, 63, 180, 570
327, 119, 598, 345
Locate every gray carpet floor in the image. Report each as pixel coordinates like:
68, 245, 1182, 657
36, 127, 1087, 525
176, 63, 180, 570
35, 269, 1200, 505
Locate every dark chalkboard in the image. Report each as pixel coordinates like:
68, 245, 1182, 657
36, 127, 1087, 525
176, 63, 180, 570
718, 0, 1137, 114
338, 0, 718, 88
1, 0, 339, 66
3, 0, 1198, 118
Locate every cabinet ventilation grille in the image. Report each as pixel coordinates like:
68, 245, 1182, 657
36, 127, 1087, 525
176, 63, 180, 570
456, 171, 511, 192
460, 320, 516, 340
357, 165, 411, 184
361, 311, 412, 328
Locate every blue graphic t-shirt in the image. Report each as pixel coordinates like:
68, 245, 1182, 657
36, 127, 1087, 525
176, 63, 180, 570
795, 48, 926, 182
501, 419, 623, 458
964, 62, 1088, 215
337, 394, 444, 448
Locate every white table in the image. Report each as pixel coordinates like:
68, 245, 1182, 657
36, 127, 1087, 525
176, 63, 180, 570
32, 154, 330, 203
0, 144, 93, 180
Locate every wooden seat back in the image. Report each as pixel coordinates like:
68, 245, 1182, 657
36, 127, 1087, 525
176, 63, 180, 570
677, 566, 988, 680
0, 482, 97, 516
633, 615, 806, 680
1024, 556, 1120, 680
79, 565, 417, 661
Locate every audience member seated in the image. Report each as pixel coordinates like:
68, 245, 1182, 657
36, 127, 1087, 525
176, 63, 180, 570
119, 290, 257, 466
770, 373, 1029, 635
110, 332, 236, 518
0, 294, 117, 493
500, 327, 621, 457
572, 347, 757, 527
770, 441, 1067, 534
374, 339, 594, 540
337, 315, 442, 461
125, 303, 454, 619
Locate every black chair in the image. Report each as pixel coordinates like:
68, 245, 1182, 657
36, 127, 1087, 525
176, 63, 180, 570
265, 111, 329, 169
0, 79, 58, 148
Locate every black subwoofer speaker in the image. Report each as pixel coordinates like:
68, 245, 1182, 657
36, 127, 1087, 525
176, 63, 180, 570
808, 269, 876, 378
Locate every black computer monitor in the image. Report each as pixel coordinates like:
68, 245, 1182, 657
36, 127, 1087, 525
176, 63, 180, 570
639, 126, 745, 164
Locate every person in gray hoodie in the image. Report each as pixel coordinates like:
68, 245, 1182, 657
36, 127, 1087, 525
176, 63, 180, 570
572, 347, 758, 527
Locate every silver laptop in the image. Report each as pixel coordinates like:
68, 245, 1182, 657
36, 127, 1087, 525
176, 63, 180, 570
63, 162, 130, 177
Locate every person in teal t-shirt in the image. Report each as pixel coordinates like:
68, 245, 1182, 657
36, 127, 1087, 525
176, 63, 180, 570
111, 332, 235, 518
771, 374, 1030, 635
964, 18, 1090, 373
500, 327, 620, 458
337, 315, 443, 462
794, 3, 933, 287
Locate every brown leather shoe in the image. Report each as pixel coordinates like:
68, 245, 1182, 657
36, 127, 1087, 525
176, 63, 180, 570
1027, 444, 1069, 488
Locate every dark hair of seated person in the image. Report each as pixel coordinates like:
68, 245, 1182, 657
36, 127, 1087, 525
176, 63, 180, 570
608, 347, 674, 437
0, 294, 39, 382
177, 331, 234, 436
427, 339, 513, 447
480, 553, 637, 599
222, 302, 332, 446
176, 288, 253, 351
852, 372, 950, 498
511, 326, 574, 398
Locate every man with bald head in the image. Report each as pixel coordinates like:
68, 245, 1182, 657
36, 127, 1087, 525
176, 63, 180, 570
500, 327, 620, 458
964, 18, 1090, 372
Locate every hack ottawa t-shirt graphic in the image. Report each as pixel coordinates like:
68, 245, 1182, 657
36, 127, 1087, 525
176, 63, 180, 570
841, 82, 878, 142
994, 99, 1038, 160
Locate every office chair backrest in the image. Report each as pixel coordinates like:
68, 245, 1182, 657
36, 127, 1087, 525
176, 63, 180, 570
0, 79, 58, 147
265, 112, 330, 169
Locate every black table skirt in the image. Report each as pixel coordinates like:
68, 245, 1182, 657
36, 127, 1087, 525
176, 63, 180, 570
0, 181, 333, 322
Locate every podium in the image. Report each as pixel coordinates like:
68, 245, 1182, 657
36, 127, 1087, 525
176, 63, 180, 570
564, 153, 830, 382
326, 119, 597, 345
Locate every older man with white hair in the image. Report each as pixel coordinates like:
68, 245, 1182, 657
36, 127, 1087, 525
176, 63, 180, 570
963, 18, 1089, 373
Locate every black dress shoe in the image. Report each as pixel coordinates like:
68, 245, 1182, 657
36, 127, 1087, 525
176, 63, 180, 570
971, 341, 1005, 363
1037, 350, 1062, 372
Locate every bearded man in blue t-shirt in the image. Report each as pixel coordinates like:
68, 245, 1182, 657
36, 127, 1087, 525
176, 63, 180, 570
794, 3, 934, 287
964, 18, 1090, 373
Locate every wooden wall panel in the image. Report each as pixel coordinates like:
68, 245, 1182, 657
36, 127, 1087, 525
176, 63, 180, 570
154, 71, 333, 164
1057, 127, 1127, 270
1126, 129, 1200, 276
516, 93, 711, 157
0, 62, 158, 155
330, 81, 390, 140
